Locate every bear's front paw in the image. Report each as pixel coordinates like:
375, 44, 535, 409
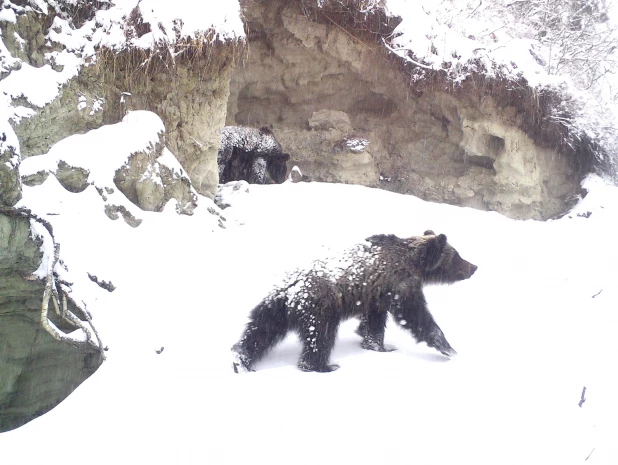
432, 344, 457, 358
427, 338, 457, 358
439, 346, 457, 357
298, 361, 340, 372
426, 330, 457, 358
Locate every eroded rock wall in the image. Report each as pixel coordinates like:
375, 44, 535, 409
0, 212, 102, 432
14, 50, 236, 200
228, 0, 583, 220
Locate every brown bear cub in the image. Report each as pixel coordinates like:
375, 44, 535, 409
232, 231, 477, 373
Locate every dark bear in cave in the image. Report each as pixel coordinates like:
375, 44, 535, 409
232, 231, 477, 373
218, 126, 290, 184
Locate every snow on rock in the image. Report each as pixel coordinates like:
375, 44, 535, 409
21, 110, 164, 184
0, 0, 244, 123
0, 57, 83, 109
344, 138, 370, 153
215, 180, 251, 211
386, 0, 570, 85
129, 0, 244, 49
28, 217, 54, 280
0, 7, 17, 24
158, 147, 187, 178
19, 110, 197, 218
286, 165, 303, 183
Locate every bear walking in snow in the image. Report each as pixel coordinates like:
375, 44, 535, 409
218, 126, 290, 185
232, 231, 477, 373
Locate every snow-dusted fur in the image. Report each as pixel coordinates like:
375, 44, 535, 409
218, 126, 289, 185
232, 231, 477, 373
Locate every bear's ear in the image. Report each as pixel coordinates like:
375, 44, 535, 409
423, 233, 447, 267
424, 230, 435, 236
427, 233, 447, 252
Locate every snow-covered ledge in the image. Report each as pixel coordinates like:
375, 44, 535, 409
1, 0, 245, 200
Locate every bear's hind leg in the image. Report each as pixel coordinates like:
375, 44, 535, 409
297, 313, 340, 373
355, 315, 368, 338
232, 298, 289, 372
359, 310, 396, 352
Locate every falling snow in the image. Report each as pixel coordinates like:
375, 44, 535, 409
1, 1, 618, 464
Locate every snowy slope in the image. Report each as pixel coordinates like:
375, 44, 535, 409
1, 159, 617, 464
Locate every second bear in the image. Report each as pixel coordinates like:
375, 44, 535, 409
232, 231, 477, 373
218, 126, 290, 185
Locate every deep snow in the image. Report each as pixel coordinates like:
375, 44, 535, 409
1, 154, 618, 463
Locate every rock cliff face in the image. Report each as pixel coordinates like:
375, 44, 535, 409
4, 1, 595, 219
227, 0, 592, 220
0, 210, 102, 432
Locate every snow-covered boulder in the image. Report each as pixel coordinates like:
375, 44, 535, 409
114, 141, 198, 216
21, 111, 198, 219
54, 160, 90, 193
215, 180, 250, 210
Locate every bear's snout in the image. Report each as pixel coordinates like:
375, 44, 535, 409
453, 259, 477, 281
464, 262, 478, 279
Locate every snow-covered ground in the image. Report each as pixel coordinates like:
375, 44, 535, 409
1, 132, 618, 463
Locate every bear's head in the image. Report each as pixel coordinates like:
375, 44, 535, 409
266, 152, 290, 184
417, 230, 477, 284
